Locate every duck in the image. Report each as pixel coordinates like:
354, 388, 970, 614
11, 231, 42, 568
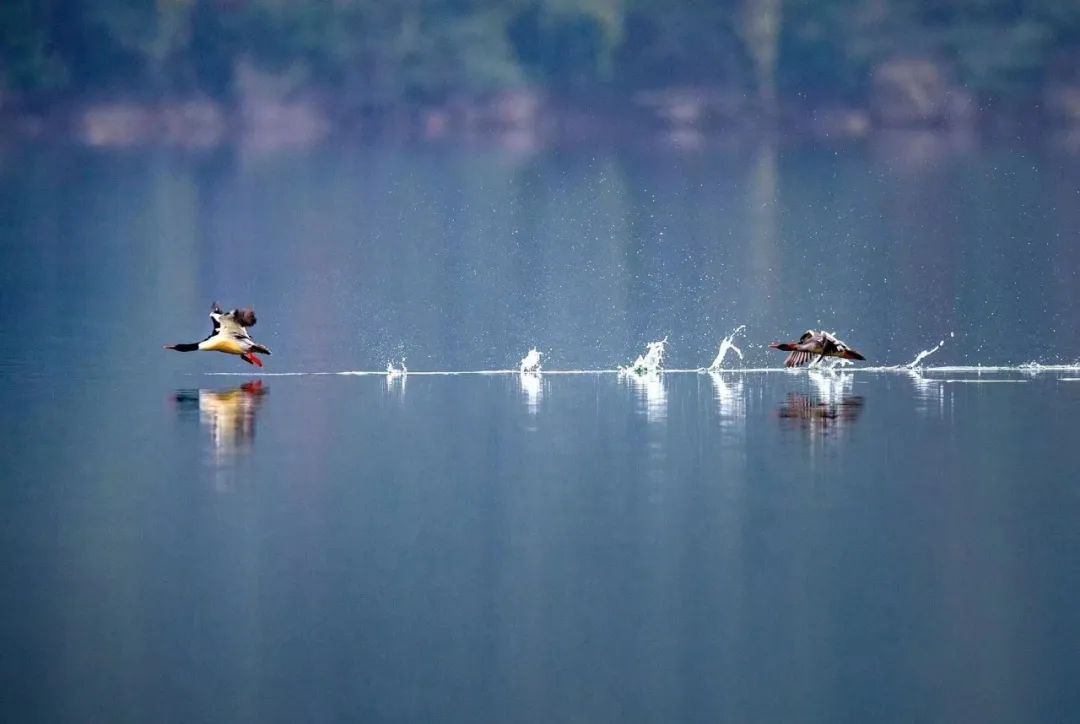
769, 330, 865, 368
165, 302, 271, 367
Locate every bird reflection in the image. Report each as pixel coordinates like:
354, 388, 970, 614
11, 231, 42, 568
778, 372, 864, 434
174, 381, 268, 458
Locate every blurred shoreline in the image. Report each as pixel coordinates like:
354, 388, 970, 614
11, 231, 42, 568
4, 85, 1079, 152
5, 2, 1079, 152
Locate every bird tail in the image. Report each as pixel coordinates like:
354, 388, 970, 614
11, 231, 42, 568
841, 349, 866, 361
250, 343, 271, 355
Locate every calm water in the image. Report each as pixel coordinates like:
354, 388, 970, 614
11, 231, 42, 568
1, 139, 1079, 723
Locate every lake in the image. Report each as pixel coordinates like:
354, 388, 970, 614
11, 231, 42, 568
1, 137, 1078, 723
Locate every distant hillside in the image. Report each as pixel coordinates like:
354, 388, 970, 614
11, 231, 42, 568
3, 0, 1079, 143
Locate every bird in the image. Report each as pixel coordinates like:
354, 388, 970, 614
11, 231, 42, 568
769, 330, 865, 368
165, 302, 271, 367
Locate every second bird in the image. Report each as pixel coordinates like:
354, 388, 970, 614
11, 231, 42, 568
769, 330, 865, 368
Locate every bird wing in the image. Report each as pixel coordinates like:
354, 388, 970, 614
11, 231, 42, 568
822, 332, 853, 354
217, 311, 254, 340
199, 307, 223, 342
785, 350, 813, 367
231, 308, 257, 328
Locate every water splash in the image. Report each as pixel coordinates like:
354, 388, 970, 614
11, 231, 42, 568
617, 338, 669, 422
808, 369, 854, 401
620, 337, 668, 376
906, 332, 954, 369
707, 325, 745, 371
209, 363, 1080, 378
519, 348, 543, 373
808, 355, 853, 370
1018, 361, 1059, 376
386, 359, 408, 393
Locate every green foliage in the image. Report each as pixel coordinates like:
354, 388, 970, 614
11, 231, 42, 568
0, 0, 67, 92
615, 0, 744, 88
1, 0, 1077, 111
778, 0, 919, 102
509, 0, 624, 91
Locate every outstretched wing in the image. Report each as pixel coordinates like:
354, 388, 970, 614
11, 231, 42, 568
200, 303, 223, 342
217, 311, 254, 341
204, 302, 257, 338
821, 332, 866, 361
785, 350, 814, 367
822, 332, 851, 354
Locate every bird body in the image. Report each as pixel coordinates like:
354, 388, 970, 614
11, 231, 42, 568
166, 303, 271, 367
770, 330, 864, 368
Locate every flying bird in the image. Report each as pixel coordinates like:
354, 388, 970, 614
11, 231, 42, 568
165, 302, 271, 367
769, 330, 865, 368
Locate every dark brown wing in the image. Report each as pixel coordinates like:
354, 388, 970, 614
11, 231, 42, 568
232, 308, 257, 328
846, 349, 866, 361
799, 330, 815, 343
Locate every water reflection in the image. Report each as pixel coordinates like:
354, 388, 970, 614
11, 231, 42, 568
778, 372, 864, 436
623, 372, 668, 423
907, 370, 948, 418
174, 381, 268, 460
386, 370, 407, 398
518, 372, 543, 414
707, 371, 746, 425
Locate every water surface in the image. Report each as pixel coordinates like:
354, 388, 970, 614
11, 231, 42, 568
1, 140, 1078, 723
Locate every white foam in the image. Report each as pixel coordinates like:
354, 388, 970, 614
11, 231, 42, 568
204, 361, 1080, 378
707, 325, 745, 372
808, 355, 853, 370
386, 358, 408, 378
907, 332, 954, 369
519, 348, 542, 373
619, 337, 668, 376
